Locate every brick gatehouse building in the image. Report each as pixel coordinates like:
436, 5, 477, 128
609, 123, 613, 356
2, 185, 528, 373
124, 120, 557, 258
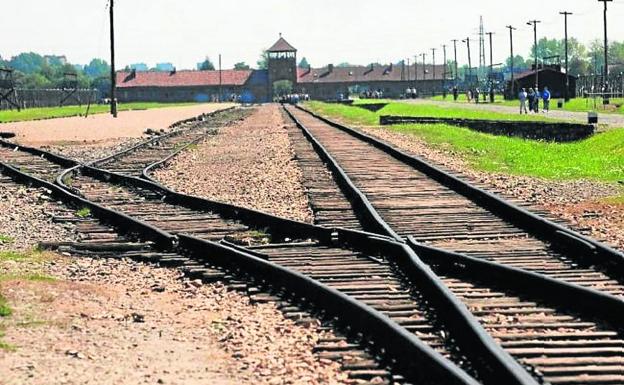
116, 37, 447, 103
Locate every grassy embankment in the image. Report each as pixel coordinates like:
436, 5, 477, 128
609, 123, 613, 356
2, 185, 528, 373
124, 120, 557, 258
305, 101, 624, 184
430, 94, 624, 113
0, 102, 198, 123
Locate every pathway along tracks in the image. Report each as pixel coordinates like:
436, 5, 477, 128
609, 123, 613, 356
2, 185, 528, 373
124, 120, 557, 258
284, 104, 624, 385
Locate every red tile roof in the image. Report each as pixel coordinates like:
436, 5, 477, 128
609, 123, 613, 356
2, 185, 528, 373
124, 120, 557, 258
297, 64, 448, 83
267, 37, 297, 52
116, 70, 253, 88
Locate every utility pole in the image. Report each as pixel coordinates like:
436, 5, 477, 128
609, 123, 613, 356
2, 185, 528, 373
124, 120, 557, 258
451, 39, 459, 86
462, 38, 472, 86
407, 58, 411, 81
506, 25, 516, 98
560, 11, 573, 101
598, 0, 612, 102
486, 32, 494, 102
109, 0, 117, 117
527, 20, 541, 91
422, 53, 427, 81
442, 45, 447, 79
431, 48, 437, 81
218, 54, 222, 102
414, 55, 418, 83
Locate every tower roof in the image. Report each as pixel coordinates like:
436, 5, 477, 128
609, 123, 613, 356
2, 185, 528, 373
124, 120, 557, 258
267, 37, 297, 52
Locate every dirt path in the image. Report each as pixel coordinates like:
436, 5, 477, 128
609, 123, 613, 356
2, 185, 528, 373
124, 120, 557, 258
0, 104, 234, 146
403, 99, 624, 128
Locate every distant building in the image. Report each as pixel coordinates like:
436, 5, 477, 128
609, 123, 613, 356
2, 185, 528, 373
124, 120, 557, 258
129, 63, 149, 71
155, 63, 175, 72
508, 66, 577, 98
116, 36, 449, 103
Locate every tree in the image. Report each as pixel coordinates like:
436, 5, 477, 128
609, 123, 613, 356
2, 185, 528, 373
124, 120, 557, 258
84, 59, 110, 78
9, 52, 46, 74
504, 55, 528, 73
298, 57, 310, 68
19, 73, 52, 89
233, 62, 250, 70
337, 62, 353, 68
530, 38, 563, 63
257, 50, 269, 69
566, 38, 589, 76
199, 58, 215, 71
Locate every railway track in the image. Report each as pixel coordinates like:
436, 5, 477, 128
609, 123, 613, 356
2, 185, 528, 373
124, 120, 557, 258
1, 104, 623, 384
286, 105, 624, 293
0, 109, 489, 384
284, 104, 624, 385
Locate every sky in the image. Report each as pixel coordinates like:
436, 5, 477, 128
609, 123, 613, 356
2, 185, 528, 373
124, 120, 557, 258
1, 0, 623, 70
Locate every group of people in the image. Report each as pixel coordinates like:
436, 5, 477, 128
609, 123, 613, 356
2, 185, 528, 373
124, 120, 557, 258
404, 88, 419, 99
518, 87, 551, 114
278, 93, 310, 104
464, 88, 497, 104
360, 89, 384, 99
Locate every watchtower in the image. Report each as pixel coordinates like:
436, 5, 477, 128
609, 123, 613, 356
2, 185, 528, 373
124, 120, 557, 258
267, 35, 297, 98
0, 68, 20, 111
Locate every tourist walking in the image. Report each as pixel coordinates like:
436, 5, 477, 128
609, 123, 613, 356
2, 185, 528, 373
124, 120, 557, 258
527, 88, 535, 113
519, 88, 528, 114
533, 88, 540, 113
542, 86, 551, 112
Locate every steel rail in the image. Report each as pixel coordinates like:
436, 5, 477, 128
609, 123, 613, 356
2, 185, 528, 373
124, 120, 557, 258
295, 104, 624, 277
89, 106, 235, 168
283, 105, 539, 385
0, 144, 480, 385
285, 104, 624, 385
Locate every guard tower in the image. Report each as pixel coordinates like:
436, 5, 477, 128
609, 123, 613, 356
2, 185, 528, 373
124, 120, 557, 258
267, 35, 297, 98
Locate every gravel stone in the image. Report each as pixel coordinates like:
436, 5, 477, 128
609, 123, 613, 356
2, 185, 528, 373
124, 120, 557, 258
0, 183, 75, 251
1, 256, 349, 385
154, 105, 313, 223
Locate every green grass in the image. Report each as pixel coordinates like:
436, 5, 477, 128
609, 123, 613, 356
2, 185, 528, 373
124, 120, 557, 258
0, 330, 15, 351
497, 97, 624, 113
0, 235, 14, 245
0, 249, 54, 263
0, 251, 28, 262
75, 207, 91, 218
0, 294, 11, 317
432, 94, 624, 114
305, 101, 624, 183
307, 100, 557, 127
0, 102, 199, 123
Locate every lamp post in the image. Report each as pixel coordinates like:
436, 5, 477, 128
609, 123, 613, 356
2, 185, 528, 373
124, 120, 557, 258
506, 25, 516, 99
560, 11, 573, 101
598, 0, 612, 102
462, 38, 472, 87
109, 0, 117, 117
527, 20, 541, 92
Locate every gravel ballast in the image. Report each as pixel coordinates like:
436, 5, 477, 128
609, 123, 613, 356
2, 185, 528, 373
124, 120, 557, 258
0, 183, 75, 251
1, 256, 349, 385
154, 105, 313, 223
